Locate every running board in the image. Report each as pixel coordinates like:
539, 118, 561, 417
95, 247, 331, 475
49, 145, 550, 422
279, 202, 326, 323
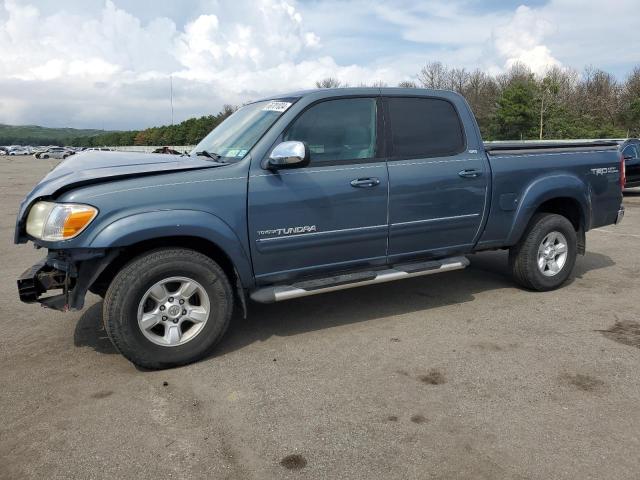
250, 256, 470, 303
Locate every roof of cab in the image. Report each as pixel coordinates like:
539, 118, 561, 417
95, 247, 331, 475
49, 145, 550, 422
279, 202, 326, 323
259, 87, 463, 103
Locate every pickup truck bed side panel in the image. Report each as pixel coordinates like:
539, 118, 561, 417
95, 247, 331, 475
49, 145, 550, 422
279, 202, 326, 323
477, 149, 622, 249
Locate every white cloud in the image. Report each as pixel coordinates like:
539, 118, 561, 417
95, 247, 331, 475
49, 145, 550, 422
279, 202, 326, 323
0, 0, 406, 128
372, 0, 638, 76
492, 5, 560, 75
0, 0, 636, 129
373, 2, 562, 75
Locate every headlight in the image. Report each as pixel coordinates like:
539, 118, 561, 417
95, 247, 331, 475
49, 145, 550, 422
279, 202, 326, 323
26, 201, 98, 241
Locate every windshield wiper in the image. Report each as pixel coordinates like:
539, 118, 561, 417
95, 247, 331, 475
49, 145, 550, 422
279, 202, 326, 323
195, 150, 228, 164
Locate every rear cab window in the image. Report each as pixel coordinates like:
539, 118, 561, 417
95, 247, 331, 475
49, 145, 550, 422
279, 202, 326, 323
385, 97, 465, 159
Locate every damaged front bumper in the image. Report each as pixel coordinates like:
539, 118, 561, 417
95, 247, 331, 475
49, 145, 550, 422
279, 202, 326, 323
17, 249, 117, 311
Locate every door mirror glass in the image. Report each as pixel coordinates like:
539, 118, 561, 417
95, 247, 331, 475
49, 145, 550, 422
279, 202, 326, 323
268, 141, 309, 169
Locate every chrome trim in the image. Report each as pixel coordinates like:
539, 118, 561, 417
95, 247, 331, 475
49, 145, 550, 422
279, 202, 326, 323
256, 223, 388, 242
250, 256, 469, 303
269, 141, 306, 166
391, 213, 480, 227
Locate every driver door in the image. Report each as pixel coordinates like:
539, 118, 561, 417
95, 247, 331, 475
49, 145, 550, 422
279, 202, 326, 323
247, 97, 389, 284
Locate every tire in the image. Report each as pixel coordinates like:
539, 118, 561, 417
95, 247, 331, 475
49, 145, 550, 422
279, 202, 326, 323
42, 155, 49, 159
509, 213, 577, 291
103, 248, 233, 369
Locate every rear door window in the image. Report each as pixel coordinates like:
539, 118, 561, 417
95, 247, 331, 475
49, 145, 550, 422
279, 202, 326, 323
623, 145, 639, 159
284, 98, 377, 164
386, 97, 465, 158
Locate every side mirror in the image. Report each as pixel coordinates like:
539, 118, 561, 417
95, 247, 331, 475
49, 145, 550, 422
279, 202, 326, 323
623, 154, 633, 161
268, 141, 309, 169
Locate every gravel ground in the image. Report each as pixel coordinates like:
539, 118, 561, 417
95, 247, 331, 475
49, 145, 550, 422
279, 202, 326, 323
1, 155, 639, 480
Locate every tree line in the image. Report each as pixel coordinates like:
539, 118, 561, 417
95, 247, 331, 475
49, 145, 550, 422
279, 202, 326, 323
15, 62, 638, 148
65, 105, 237, 147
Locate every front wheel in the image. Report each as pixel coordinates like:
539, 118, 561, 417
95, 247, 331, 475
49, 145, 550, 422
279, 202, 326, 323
509, 213, 577, 291
103, 248, 233, 369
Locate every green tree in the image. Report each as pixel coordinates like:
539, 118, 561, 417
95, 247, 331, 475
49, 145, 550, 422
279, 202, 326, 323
491, 77, 538, 140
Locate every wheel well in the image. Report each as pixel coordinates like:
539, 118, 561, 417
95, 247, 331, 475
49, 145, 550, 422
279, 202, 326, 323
90, 236, 238, 298
534, 197, 582, 231
533, 197, 586, 254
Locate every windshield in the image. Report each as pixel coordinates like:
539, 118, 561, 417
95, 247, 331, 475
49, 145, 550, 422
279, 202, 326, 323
190, 99, 295, 162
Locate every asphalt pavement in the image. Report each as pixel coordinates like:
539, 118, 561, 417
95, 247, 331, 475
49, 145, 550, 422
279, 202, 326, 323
1, 155, 639, 479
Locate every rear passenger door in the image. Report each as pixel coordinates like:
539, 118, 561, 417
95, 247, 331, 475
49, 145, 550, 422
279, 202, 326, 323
384, 96, 489, 261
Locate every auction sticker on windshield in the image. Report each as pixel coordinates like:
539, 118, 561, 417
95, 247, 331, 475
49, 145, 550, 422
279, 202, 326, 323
262, 101, 292, 112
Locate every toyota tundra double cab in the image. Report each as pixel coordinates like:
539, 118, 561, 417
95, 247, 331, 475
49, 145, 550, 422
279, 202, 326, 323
15, 87, 626, 369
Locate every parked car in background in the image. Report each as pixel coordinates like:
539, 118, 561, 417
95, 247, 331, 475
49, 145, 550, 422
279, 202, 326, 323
620, 138, 640, 188
152, 146, 182, 155
9, 148, 30, 156
35, 147, 74, 159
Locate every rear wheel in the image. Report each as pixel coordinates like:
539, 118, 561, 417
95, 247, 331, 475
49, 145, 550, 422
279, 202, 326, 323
509, 213, 577, 291
103, 248, 233, 369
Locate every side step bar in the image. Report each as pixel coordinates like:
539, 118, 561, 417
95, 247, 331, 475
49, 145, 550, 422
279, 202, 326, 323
250, 256, 470, 303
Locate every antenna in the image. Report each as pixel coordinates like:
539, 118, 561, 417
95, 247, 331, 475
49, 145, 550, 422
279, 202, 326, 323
170, 75, 174, 126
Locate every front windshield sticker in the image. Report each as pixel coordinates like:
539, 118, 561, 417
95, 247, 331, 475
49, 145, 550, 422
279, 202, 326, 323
262, 101, 292, 112
224, 148, 249, 158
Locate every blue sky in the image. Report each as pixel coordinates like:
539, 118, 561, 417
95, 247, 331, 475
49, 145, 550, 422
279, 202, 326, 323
0, 0, 637, 129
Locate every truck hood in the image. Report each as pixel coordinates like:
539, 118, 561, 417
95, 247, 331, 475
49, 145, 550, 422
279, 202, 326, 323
15, 150, 223, 243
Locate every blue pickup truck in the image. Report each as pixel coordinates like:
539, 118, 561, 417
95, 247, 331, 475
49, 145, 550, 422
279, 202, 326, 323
15, 88, 626, 369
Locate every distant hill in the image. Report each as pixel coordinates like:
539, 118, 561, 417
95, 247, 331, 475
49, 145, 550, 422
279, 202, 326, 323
0, 105, 238, 148
0, 124, 109, 146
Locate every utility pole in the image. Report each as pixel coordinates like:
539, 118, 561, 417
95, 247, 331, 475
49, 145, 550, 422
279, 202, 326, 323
170, 75, 174, 126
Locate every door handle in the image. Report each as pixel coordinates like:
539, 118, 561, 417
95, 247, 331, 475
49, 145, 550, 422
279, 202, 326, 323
458, 169, 482, 178
350, 177, 380, 188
